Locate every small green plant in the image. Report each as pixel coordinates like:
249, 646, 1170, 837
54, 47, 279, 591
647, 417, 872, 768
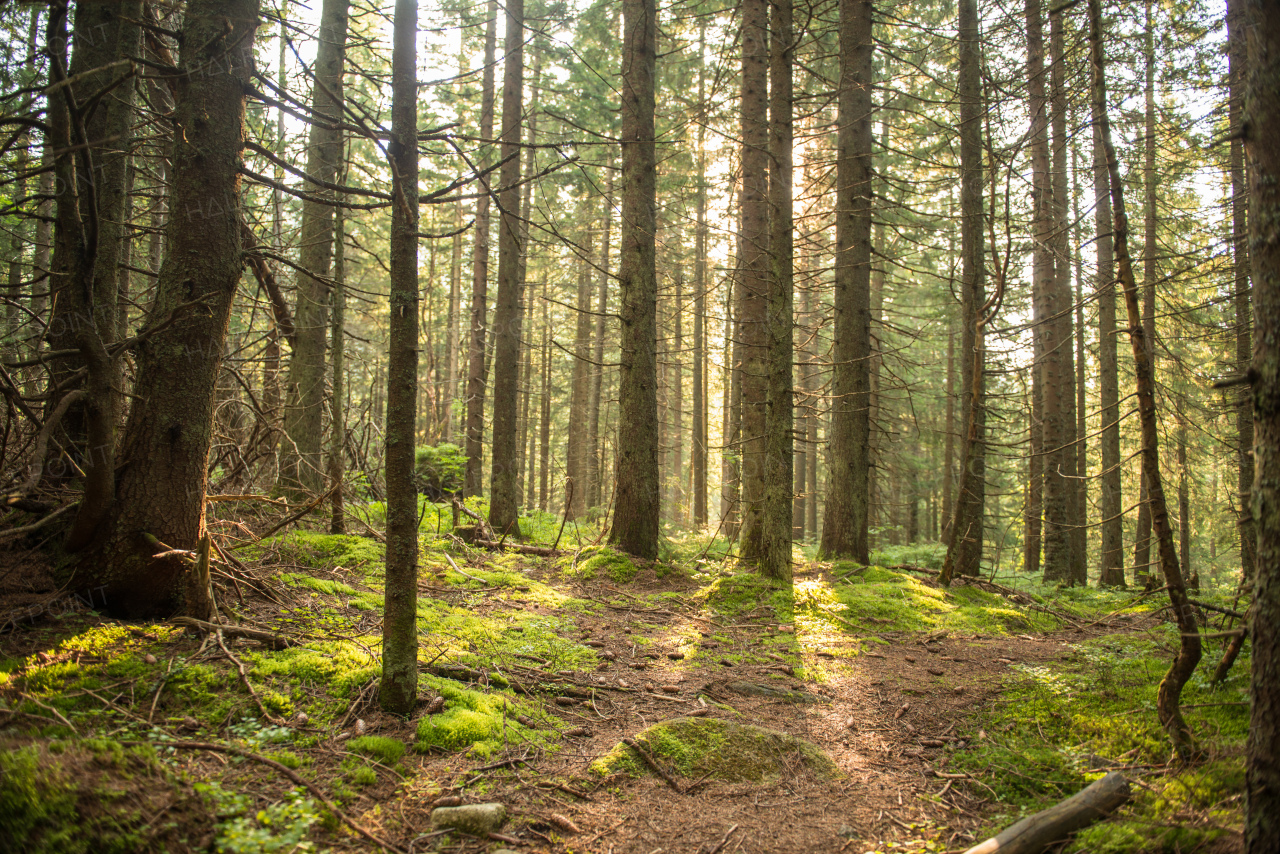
347, 735, 405, 766
202, 784, 321, 854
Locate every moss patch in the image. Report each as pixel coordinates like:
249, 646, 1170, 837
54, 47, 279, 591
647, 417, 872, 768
347, 735, 406, 766
559, 546, 639, 583
414, 677, 549, 759
592, 717, 837, 782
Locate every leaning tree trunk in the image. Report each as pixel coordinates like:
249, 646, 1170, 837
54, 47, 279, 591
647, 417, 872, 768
1090, 0, 1201, 759
1244, 0, 1280, 846
609, 0, 660, 559
819, 0, 873, 564
487, 0, 526, 538
70, 0, 259, 618
280, 0, 349, 495
939, 0, 986, 585
380, 0, 419, 716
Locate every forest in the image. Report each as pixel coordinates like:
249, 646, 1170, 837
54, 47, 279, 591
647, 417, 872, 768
0, 0, 1277, 851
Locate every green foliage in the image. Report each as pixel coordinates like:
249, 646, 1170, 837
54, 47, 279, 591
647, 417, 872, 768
200, 783, 320, 854
696, 569, 794, 621
347, 735, 405, 766
413, 443, 466, 497
870, 542, 947, 569
255, 532, 385, 579
951, 629, 1248, 850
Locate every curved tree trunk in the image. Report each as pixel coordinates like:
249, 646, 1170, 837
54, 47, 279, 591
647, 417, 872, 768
70, 0, 259, 618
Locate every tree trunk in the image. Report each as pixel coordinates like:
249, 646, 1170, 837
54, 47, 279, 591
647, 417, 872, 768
539, 297, 552, 512
939, 0, 986, 585
1242, 1, 1280, 843
280, 0, 349, 495
329, 203, 346, 535
70, 0, 259, 617
1228, 0, 1255, 584
464, 0, 498, 498
609, 0, 660, 559
671, 268, 685, 525
380, 0, 419, 715
567, 207, 594, 518
737, 0, 770, 562
942, 326, 955, 543
693, 25, 709, 529
587, 176, 612, 511
759, 0, 794, 581
1090, 0, 1201, 758
1094, 82, 1124, 587
445, 196, 462, 444
819, 0, 873, 564
488, 0, 525, 538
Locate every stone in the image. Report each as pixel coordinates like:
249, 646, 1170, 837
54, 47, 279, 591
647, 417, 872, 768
725, 680, 821, 703
430, 803, 507, 836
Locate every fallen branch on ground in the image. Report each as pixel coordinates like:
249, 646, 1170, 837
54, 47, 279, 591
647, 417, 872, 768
170, 616, 293, 650
962, 772, 1129, 854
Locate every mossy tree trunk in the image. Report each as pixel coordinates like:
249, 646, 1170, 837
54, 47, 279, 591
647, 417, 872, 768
70, 0, 259, 617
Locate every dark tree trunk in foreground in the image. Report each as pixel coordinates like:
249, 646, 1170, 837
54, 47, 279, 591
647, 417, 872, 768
380, 0, 419, 716
609, 0, 659, 559
70, 0, 259, 617
1229, 0, 1255, 584
488, 0, 525, 538
737, 0, 770, 562
939, 0, 985, 584
759, 0, 794, 582
464, 0, 498, 498
819, 0, 873, 564
280, 0, 349, 494
1244, 0, 1280, 847
1090, 0, 1201, 759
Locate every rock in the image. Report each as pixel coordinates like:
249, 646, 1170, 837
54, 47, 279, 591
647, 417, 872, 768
430, 803, 507, 836
593, 717, 837, 782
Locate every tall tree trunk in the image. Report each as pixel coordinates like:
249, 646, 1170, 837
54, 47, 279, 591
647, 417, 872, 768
609, 0, 660, 559
70, 0, 259, 616
759, 0, 794, 581
567, 207, 593, 518
1178, 421, 1192, 589
1228, 0, 1255, 584
380, 0, 419, 715
587, 175, 612, 511
1133, 0, 1159, 590
329, 202, 346, 534
939, 0, 986, 584
539, 296, 552, 512
488, 0, 526, 538
280, 0, 349, 494
520, 281, 535, 509
445, 197, 462, 444
942, 326, 955, 543
1090, 0, 1201, 758
737, 0, 771, 562
1242, 0, 1280, 843
464, 0, 498, 497
693, 23, 709, 529
819, 0, 873, 564
1095, 77, 1124, 587
722, 263, 742, 539
671, 269, 685, 524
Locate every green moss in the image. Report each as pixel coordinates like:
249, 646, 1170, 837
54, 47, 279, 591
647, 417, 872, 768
592, 717, 837, 782
347, 735, 406, 766
255, 532, 386, 579
268, 750, 306, 770
697, 570, 794, 621
414, 677, 547, 758
559, 546, 639, 583
345, 764, 378, 787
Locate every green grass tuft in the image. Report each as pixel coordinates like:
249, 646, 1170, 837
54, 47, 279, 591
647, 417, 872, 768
347, 735, 406, 766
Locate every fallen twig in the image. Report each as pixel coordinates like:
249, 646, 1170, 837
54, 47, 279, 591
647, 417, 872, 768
622, 737, 683, 793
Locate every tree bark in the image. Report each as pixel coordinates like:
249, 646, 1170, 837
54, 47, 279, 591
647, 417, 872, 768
280, 0, 349, 495
939, 0, 986, 585
759, 0, 794, 581
819, 0, 873, 564
488, 0, 526, 538
70, 0, 259, 617
1094, 81, 1124, 587
693, 24, 709, 530
609, 0, 660, 559
329, 203, 346, 535
588, 176, 612, 512
1090, 0, 1201, 758
567, 207, 594, 518
1243, 1, 1280, 845
380, 0, 419, 716
464, 0, 498, 498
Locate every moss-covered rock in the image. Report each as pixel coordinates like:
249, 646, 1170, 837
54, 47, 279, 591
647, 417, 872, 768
592, 717, 837, 782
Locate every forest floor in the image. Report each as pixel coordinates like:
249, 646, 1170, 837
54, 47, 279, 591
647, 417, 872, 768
0, 504, 1252, 854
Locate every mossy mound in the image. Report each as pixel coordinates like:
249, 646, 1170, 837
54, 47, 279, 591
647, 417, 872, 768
559, 546, 639, 583
592, 717, 837, 783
